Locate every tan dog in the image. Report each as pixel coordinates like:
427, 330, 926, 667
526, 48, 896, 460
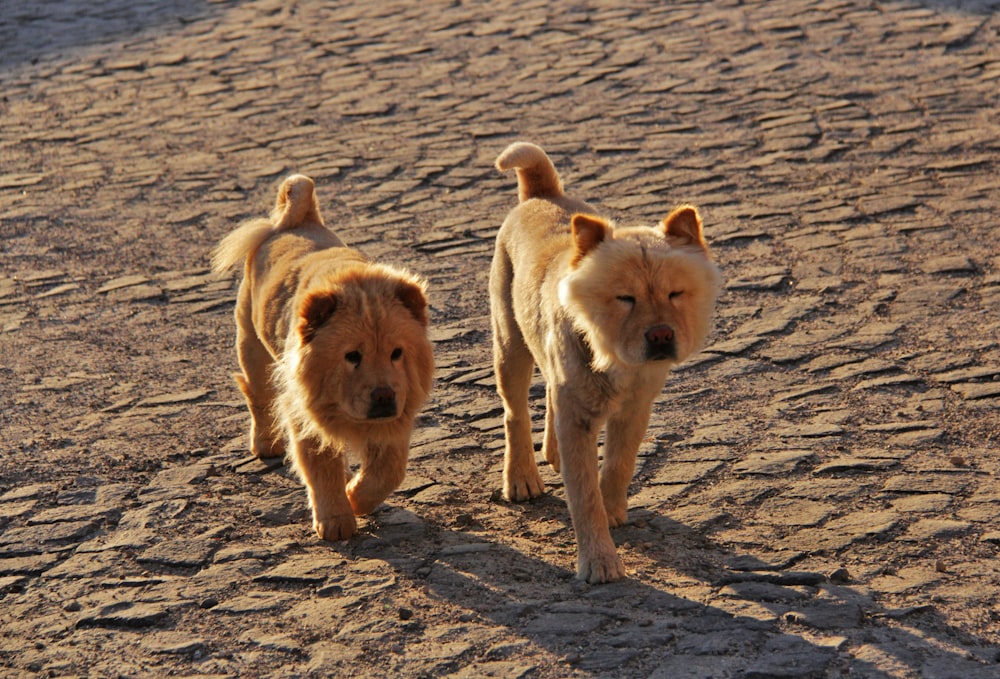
490, 142, 721, 583
212, 175, 434, 541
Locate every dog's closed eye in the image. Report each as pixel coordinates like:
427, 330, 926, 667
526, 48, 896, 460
669, 290, 684, 300
616, 295, 636, 306
346, 351, 362, 366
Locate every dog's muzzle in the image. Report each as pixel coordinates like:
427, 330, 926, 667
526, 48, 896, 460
644, 324, 676, 361
367, 386, 398, 419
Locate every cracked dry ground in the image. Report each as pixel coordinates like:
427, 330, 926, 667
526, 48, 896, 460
1, 0, 999, 677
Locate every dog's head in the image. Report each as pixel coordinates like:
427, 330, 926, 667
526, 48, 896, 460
282, 265, 434, 435
558, 206, 721, 372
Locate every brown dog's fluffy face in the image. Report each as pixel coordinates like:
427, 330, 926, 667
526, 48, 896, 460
558, 208, 721, 372
280, 265, 434, 445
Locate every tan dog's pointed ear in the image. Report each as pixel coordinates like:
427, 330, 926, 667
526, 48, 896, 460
661, 205, 706, 250
299, 292, 338, 343
274, 174, 324, 230
396, 279, 429, 327
571, 214, 610, 266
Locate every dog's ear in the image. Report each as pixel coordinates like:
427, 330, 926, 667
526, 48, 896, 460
571, 214, 610, 265
661, 205, 707, 250
299, 292, 338, 343
396, 279, 429, 327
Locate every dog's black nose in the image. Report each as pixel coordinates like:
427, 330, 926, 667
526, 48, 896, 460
367, 386, 397, 419
644, 325, 676, 361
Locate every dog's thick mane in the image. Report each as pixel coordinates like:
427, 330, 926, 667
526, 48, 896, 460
495, 141, 564, 202
211, 174, 323, 273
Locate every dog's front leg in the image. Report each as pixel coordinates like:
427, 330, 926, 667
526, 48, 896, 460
554, 392, 625, 584
347, 439, 408, 516
601, 400, 655, 527
291, 436, 356, 541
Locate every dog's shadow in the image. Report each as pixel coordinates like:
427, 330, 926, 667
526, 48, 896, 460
250, 455, 996, 676
312, 500, 995, 677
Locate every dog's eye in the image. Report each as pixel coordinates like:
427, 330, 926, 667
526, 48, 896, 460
669, 291, 684, 300
616, 295, 636, 305
345, 351, 362, 366
391, 348, 403, 361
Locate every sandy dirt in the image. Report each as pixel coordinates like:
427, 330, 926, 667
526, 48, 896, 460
1, 1, 999, 677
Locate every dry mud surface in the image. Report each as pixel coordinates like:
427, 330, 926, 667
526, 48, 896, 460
1, 1, 999, 677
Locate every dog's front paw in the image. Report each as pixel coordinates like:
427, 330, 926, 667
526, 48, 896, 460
503, 470, 546, 502
577, 545, 626, 584
346, 484, 385, 517
314, 512, 357, 542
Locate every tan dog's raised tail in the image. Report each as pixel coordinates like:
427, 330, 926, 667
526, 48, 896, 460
213, 175, 434, 541
490, 142, 721, 583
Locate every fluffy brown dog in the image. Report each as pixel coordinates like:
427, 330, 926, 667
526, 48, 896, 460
490, 142, 721, 583
212, 175, 434, 541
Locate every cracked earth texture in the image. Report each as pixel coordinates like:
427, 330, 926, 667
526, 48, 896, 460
1, 0, 999, 677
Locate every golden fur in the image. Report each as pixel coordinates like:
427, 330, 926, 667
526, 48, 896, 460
213, 174, 434, 541
490, 142, 721, 583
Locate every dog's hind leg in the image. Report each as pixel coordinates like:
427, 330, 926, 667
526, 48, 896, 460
235, 321, 285, 460
542, 387, 560, 473
495, 332, 545, 501
491, 256, 544, 502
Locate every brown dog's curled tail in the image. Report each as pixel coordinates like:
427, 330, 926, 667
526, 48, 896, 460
211, 174, 324, 274
495, 142, 563, 203
272, 174, 323, 231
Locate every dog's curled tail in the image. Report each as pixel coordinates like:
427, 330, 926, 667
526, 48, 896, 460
271, 174, 323, 231
211, 174, 324, 274
495, 142, 563, 203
